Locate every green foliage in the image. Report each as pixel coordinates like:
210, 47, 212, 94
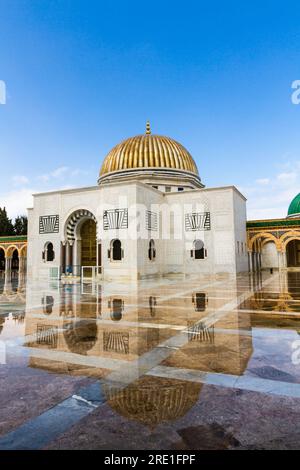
0, 208, 28, 236
0, 207, 14, 235
14, 215, 28, 235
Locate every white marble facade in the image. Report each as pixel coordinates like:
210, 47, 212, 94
27, 181, 248, 281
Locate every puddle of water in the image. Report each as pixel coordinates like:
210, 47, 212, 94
1, 270, 300, 449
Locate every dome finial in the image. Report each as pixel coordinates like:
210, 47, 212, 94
146, 121, 151, 134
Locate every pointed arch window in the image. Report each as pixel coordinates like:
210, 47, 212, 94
108, 239, 123, 261
148, 239, 156, 261
43, 242, 55, 262
191, 240, 206, 259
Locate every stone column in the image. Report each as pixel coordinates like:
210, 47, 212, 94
252, 252, 256, 272
248, 251, 253, 272
256, 252, 259, 271
66, 242, 73, 274
66, 242, 71, 273
282, 250, 287, 268
60, 242, 66, 275
3, 269, 12, 293
5, 256, 12, 272
19, 256, 26, 272
18, 266, 26, 288
277, 250, 284, 270
259, 252, 262, 270
74, 238, 81, 276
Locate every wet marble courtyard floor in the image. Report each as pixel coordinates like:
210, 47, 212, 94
1, 270, 300, 449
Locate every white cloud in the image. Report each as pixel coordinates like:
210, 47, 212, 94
51, 166, 69, 178
276, 171, 297, 183
0, 165, 94, 219
241, 161, 300, 219
12, 175, 29, 186
37, 166, 69, 182
0, 188, 35, 218
255, 178, 270, 185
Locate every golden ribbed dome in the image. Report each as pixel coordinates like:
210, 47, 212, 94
100, 124, 199, 176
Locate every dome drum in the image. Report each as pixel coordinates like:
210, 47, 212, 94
98, 166, 204, 188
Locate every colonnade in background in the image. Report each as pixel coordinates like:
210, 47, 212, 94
0, 267, 26, 294
247, 229, 300, 272
247, 238, 262, 273
0, 242, 27, 277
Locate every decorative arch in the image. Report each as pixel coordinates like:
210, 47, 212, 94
285, 237, 300, 268
6, 245, 20, 258
261, 238, 276, 248
65, 209, 97, 242
148, 239, 156, 261
0, 247, 5, 270
43, 241, 55, 262
248, 232, 280, 251
282, 236, 300, 251
19, 245, 27, 257
279, 230, 300, 245
110, 239, 123, 261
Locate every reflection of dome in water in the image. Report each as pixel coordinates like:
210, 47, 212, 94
104, 376, 201, 427
63, 320, 98, 354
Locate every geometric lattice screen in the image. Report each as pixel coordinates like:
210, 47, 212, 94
39, 215, 59, 234
103, 209, 128, 230
146, 211, 158, 231
185, 212, 211, 231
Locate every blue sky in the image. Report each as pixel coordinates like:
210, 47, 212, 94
1, 0, 300, 218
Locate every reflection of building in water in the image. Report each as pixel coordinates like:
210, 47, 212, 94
63, 319, 98, 355
192, 292, 207, 312
36, 324, 58, 348
162, 309, 253, 377
0, 312, 25, 338
108, 298, 124, 321
25, 284, 170, 368
103, 331, 129, 354
104, 376, 202, 427
12, 311, 25, 323
148, 296, 157, 317
0, 314, 8, 334
42, 295, 54, 315
187, 321, 214, 343
0, 270, 26, 310
240, 271, 300, 314
24, 280, 254, 424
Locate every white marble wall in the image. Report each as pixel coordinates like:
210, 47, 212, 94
261, 241, 278, 269
27, 182, 248, 280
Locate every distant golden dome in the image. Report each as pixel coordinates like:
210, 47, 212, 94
99, 123, 199, 178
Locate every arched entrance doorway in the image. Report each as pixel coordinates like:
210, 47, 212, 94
80, 219, 97, 267
63, 209, 100, 277
286, 239, 300, 267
